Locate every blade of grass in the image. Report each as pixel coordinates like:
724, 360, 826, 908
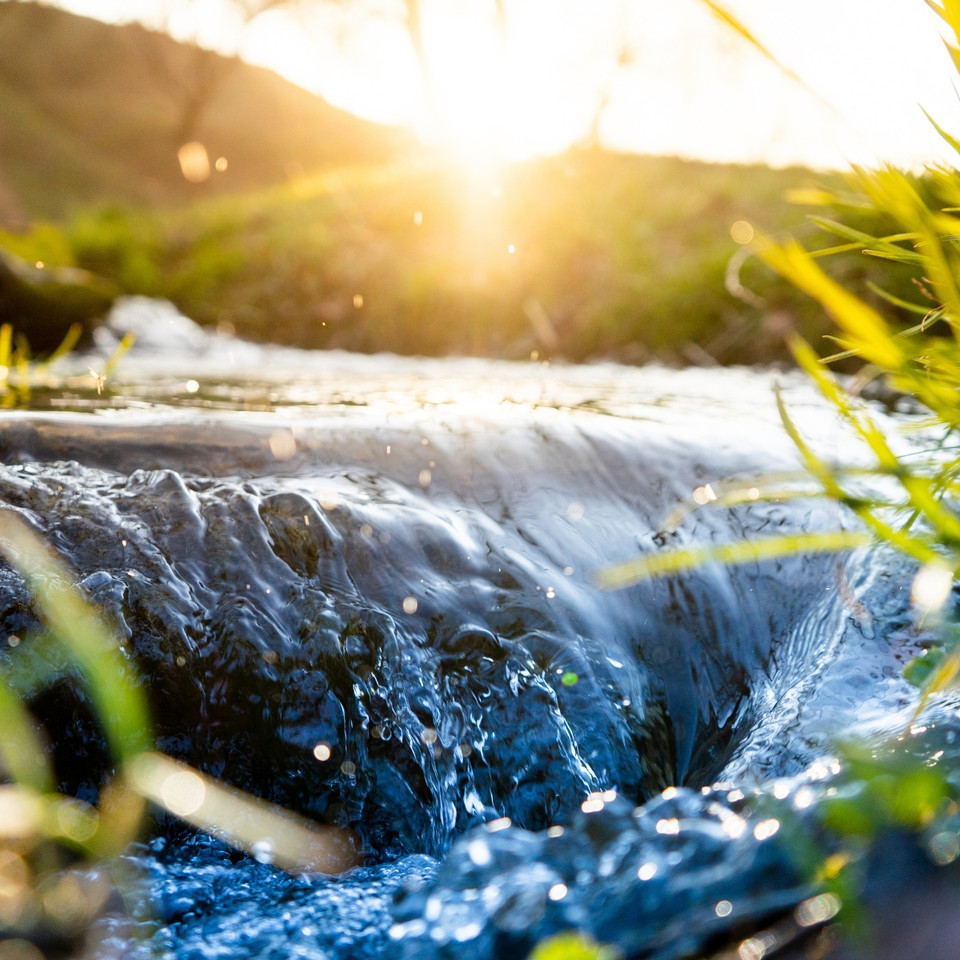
756, 236, 905, 370
594, 530, 873, 591
0, 510, 150, 765
775, 381, 942, 564
128, 752, 361, 875
0, 674, 54, 794
793, 338, 960, 545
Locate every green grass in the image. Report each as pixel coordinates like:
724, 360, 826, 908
4, 148, 924, 367
588, 2, 960, 949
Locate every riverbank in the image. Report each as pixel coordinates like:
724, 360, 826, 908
0, 149, 923, 367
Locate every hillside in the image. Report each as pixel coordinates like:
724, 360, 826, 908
0, 1, 411, 225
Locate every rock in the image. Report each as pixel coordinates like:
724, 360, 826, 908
0, 246, 119, 354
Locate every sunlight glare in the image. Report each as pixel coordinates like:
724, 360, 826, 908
239, 9, 323, 94
418, 5, 507, 167
50, 0, 960, 170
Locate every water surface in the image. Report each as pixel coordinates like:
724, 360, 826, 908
0, 298, 954, 959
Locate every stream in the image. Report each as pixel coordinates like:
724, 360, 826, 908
0, 297, 958, 959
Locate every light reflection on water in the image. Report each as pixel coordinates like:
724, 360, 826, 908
0, 298, 955, 960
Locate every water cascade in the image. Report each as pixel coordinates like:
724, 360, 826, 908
0, 299, 954, 960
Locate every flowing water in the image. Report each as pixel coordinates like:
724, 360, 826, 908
1, 298, 957, 959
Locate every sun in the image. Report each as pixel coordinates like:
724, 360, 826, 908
241, 1, 604, 170
415, 0, 606, 165
415, 5, 509, 166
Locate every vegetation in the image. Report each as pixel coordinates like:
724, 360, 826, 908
4, 146, 936, 367
4, 0, 960, 956
0, 5, 935, 368
592, 0, 960, 952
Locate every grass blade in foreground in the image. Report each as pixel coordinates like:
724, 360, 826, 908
594, 530, 871, 590
129, 753, 360, 875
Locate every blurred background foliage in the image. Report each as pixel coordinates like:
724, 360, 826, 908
0, 1, 930, 367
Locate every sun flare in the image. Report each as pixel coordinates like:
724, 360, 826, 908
53, 0, 960, 172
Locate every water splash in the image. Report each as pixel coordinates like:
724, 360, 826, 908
0, 303, 946, 958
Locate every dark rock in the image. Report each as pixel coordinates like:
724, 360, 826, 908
0, 246, 118, 353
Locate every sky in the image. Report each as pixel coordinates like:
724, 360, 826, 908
45, 0, 960, 171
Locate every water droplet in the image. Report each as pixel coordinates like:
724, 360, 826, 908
548, 883, 568, 901
403, 596, 419, 614
353, 294, 364, 309
715, 900, 733, 918
928, 831, 960, 865
252, 838, 275, 864
722, 815, 747, 838
313, 743, 331, 762
269, 431, 297, 461
795, 892, 841, 927
340, 760, 356, 776
912, 562, 953, 611
561, 672, 579, 686
177, 140, 210, 182
693, 483, 718, 505
730, 220, 754, 245
753, 818, 780, 840
467, 838, 491, 866
638, 862, 657, 881
453, 922, 482, 942
738, 937, 765, 960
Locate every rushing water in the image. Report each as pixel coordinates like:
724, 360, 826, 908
1, 298, 958, 959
